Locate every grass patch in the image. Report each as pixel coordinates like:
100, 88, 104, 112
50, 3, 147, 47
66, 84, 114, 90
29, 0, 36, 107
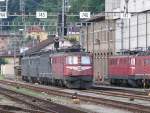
0, 75, 5, 80
10, 87, 42, 98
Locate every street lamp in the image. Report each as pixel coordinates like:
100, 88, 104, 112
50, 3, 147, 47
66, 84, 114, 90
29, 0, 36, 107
125, 0, 129, 13
19, 29, 24, 31
19, 29, 24, 53
10, 33, 16, 68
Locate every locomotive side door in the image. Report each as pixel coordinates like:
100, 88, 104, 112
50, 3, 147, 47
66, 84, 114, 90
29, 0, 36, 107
135, 56, 143, 76
143, 56, 150, 78
49, 57, 52, 77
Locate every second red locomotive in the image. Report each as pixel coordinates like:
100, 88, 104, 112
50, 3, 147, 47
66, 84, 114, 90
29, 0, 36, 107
108, 51, 150, 87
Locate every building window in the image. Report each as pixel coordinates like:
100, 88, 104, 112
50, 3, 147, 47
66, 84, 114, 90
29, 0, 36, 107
144, 59, 150, 65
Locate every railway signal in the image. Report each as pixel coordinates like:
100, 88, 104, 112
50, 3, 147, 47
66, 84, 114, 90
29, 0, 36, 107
54, 37, 59, 49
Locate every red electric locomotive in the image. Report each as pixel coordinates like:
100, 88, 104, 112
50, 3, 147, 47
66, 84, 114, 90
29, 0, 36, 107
108, 50, 150, 87
21, 43, 93, 89
50, 51, 93, 89
108, 55, 137, 87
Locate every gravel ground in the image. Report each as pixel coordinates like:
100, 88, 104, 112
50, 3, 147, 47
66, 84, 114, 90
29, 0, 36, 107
1, 81, 135, 113
0, 95, 30, 113
61, 89, 150, 107
39, 92, 132, 113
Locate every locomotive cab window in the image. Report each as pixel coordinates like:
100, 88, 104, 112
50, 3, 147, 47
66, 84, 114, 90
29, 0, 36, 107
144, 59, 150, 65
81, 56, 90, 64
50, 58, 52, 64
66, 56, 78, 64
130, 58, 135, 65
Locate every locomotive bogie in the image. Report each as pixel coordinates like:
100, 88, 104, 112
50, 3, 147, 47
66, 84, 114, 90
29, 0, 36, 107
64, 76, 93, 89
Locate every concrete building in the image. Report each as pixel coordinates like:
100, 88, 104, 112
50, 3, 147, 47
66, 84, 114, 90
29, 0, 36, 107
115, 13, 150, 52
66, 26, 80, 42
80, 14, 115, 84
1, 57, 19, 79
0, 37, 8, 50
0, 31, 19, 51
26, 26, 48, 42
105, 0, 150, 52
105, 0, 150, 13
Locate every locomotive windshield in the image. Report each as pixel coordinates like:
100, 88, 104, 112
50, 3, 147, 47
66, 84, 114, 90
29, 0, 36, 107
66, 56, 78, 64
66, 55, 91, 65
81, 56, 90, 64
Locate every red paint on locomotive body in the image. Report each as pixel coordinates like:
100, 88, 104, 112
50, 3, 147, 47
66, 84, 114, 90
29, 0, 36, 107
51, 52, 93, 77
108, 54, 150, 87
135, 56, 150, 79
109, 56, 136, 77
65, 65, 92, 76
64, 53, 93, 77
50, 52, 93, 89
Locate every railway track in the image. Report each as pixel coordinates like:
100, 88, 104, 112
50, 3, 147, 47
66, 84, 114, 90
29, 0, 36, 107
1, 80, 150, 113
0, 83, 85, 113
93, 85, 149, 95
0, 105, 44, 113
83, 89, 150, 102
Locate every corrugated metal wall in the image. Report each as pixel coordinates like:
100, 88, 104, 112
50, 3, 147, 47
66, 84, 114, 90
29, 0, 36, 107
116, 12, 150, 52
105, 0, 150, 13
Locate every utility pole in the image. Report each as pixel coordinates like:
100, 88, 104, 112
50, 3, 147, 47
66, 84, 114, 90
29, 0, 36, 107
121, 19, 124, 53
20, 0, 25, 53
125, 0, 129, 13
6, 0, 8, 13
0, 0, 8, 32
10, 33, 16, 67
121, 0, 129, 53
62, 0, 65, 40
20, 0, 25, 23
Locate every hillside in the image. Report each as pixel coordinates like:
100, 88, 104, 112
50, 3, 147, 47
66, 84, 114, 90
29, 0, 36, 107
4, 0, 105, 31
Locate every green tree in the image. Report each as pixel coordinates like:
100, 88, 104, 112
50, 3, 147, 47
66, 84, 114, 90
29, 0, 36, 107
4, 0, 105, 30
68, 0, 105, 22
0, 58, 7, 65
69, 0, 105, 14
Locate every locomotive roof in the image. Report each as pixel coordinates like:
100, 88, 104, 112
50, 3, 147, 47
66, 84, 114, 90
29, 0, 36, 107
113, 50, 150, 57
110, 55, 134, 58
50, 51, 90, 57
21, 37, 54, 56
21, 43, 88, 58
22, 49, 53, 57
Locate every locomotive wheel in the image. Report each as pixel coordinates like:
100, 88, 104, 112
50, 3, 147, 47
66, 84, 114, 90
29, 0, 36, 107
136, 79, 143, 88
27, 77, 30, 82
64, 80, 71, 88
58, 80, 63, 87
110, 79, 118, 85
128, 79, 138, 88
110, 79, 115, 85
47, 79, 51, 85
22, 76, 25, 81
51, 79, 55, 86
145, 79, 150, 88
120, 79, 128, 87
66, 84, 71, 88
41, 78, 45, 84
45, 78, 48, 85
